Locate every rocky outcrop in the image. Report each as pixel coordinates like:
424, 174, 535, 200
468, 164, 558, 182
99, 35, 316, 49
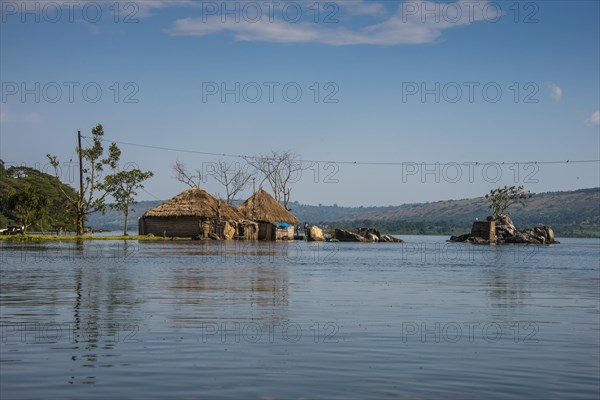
504, 226, 556, 244
380, 234, 403, 243
334, 228, 369, 242
307, 225, 326, 241
333, 228, 403, 243
493, 215, 517, 237
449, 215, 559, 245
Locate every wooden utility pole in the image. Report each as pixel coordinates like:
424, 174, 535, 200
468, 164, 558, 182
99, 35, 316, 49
77, 130, 84, 235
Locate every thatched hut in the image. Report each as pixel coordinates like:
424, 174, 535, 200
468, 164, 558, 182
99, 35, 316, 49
237, 189, 299, 240
138, 187, 244, 238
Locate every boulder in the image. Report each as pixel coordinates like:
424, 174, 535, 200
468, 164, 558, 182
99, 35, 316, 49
518, 226, 558, 244
379, 234, 403, 243
366, 233, 379, 242
333, 228, 369, 242
356, 228, 381, 239
332, 228, 403, 243
449, 234, 470, 243
492, 214, 517, 238
307, 225, 326, 242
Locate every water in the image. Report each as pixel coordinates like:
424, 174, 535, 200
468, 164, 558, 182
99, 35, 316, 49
1, 236, 598, 399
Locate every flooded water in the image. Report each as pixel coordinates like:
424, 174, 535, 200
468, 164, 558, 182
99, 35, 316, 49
1, 236, 598, 399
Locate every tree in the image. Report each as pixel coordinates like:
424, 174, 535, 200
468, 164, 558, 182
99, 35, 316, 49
211, 159, 255, 204
5, 186, 48, 233
47, 124, 121, 235
105, 169, 153, 235
172, 160, 202, 188
485, 185, 532, 219
247, 151, 304, 209
0, 164, 78, 232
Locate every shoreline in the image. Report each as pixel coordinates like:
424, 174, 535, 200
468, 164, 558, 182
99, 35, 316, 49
1, 234, 597, 242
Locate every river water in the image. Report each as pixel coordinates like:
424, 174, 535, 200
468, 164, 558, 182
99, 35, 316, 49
1, 236, 598, 399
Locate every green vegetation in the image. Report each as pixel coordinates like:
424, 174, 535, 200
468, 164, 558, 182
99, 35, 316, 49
0, 161, 77, 232
105, 169, 154, 235
4, 185, 48, 233
485, 185, 532, 219
47, 124, 121, 235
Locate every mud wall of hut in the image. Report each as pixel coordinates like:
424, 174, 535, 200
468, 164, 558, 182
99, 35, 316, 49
257, 222, 274, 241
139, 216, 203, 237
276, 226, 295, 240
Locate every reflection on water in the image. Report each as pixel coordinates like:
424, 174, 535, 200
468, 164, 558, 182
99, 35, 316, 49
1, 238, 599, 399
486, 268, 529, 309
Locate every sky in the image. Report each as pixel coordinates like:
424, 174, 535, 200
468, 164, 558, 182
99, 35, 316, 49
1, 0, 599, 206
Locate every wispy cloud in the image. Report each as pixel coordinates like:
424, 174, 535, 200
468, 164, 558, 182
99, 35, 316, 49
586, 111, 600, 126
168, 1, 495, 45
342, 1, 387, 17
547, 82, 563, 102
133, 0, 199, 18
0, 108, 40, 123
4, 0, 199, 19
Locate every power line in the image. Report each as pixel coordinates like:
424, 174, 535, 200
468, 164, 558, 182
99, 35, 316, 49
85, 136, 600, 167
141, 187, 162, 201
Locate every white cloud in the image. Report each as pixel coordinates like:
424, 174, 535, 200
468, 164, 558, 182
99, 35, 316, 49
341, 1, 387, 17
547, 82, 562, 102
132, 0, 199, 18
586, 111, 600, 125
0, 108, 40, 123
168, 1, 494, 46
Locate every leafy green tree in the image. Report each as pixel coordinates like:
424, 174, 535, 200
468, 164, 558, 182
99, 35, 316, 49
0, 164, 77, 232
105, 169, 153, 235
485, 185, 532, 219
47, 124, 121, 235
5, 186, 48, 233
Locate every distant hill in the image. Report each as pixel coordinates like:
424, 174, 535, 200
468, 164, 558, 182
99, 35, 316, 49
88, 188, 600, 238
319, 188, 600, 237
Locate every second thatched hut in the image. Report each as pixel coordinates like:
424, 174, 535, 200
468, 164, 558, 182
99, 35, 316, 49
237, 188, 299, 240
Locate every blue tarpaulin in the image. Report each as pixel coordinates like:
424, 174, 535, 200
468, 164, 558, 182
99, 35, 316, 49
277, 222, 292, 228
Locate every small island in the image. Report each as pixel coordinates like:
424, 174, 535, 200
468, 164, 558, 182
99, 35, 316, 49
449, 185, 559, 245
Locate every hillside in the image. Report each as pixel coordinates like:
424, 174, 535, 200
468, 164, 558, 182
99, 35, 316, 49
0, 162, 78, 231
325, 188, 600, 237
88, 188, 600, 238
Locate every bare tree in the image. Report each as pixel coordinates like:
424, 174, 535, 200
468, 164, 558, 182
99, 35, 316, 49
247, 151, 304, 209
211, 159, 255, 204
172, 161, 202, 188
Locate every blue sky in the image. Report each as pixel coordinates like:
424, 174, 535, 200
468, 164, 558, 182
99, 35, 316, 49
1, 0, 599, 206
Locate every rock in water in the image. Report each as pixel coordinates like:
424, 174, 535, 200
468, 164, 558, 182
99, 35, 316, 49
492, 214, 517, 238
379, 234, 403, 243
333, 228, 369, 242
332, 228, 403, 243
308, 226, 326, 241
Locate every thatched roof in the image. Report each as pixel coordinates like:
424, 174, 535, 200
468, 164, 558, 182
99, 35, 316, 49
237, 188, 299, 225
142, 187, 243, 220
